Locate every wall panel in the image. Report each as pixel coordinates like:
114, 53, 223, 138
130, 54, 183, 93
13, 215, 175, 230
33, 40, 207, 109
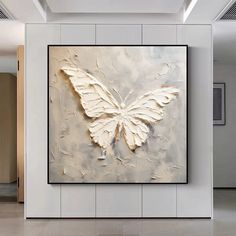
143, 185, 177, 217
143, 25, 176, 44
26, 23, 212, 218
61, 185, 95, 217
61, 24, 95, 44
26, 24, 61, 217
96, 185, 142, 217
142, 24, 177, 217
60, 24, 96, 217
214, 64, 236, 188
176, 25, 212, 217
95, 24, 142, 217
96, 24, 141, 44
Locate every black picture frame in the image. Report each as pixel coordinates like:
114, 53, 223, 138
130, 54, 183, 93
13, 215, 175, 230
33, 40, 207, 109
213, 83, 226, 126
47, 45, 188, 184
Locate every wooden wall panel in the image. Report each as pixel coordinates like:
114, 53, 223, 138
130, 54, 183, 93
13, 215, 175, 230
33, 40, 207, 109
17, 45, 24, 202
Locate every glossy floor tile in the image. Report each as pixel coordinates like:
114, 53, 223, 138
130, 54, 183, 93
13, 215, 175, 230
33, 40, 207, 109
0, 190, 236, 236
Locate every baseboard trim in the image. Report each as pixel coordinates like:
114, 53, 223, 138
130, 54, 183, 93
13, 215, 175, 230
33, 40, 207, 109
0, 196, 17, 202
214, 187, 236, 190
26, 217, 211, 220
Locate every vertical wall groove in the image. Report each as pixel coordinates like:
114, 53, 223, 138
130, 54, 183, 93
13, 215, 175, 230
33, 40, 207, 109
95, 23, 97, 218
95, 24, 97, 45
210, 25, 214, 219
24, 24, 28, 219
141, 24, 143, 45
175, 24, 178, 217
95, 184, 97, 217
141, 24, 143, 217
59, 24, 62, 218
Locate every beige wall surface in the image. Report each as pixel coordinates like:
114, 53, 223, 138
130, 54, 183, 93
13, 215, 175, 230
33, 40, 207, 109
0, 73, 17, 183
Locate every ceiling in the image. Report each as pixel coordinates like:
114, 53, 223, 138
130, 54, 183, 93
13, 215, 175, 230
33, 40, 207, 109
45, 0, 184, 14
0, 0, 234, 23
0, 21, 24, 56
0, 0, 236, 66
0, 20, 24, 72
214, 22, 236, 64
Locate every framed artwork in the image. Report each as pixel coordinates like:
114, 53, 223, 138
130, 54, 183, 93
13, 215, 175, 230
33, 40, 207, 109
213, 83, 226, 125
48, 45, 188, 184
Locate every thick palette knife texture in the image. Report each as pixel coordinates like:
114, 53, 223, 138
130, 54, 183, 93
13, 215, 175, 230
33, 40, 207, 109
61, 67, 179, 152
48, 45, 187, 184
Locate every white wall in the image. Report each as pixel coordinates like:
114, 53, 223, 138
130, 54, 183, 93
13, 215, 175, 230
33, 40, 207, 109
25, 24, 213, 218
214, 64, 236, 188
0, 21, 24, 73
0, 55, 17, 73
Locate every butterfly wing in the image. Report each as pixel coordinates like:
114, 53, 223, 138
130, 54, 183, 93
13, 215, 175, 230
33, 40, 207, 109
61, 67, 120, 118
89, 117, 119, 149
62, 67, 121, 149
123, 87, 179, 150
123, 116, 149, 150
61, 67, 179, 150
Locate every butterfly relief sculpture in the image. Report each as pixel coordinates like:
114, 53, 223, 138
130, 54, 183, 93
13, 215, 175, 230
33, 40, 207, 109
62, 67, 179, 153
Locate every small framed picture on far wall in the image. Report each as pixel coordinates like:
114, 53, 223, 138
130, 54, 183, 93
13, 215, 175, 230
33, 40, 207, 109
213, 83, 226, 125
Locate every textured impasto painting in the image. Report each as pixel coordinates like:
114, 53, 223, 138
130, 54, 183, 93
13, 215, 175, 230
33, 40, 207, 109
48, 45, 187, 183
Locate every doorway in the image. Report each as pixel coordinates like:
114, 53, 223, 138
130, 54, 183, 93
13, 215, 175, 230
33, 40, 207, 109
0, 73, 17, 202
213, 21, 236, 219
0, 46, 24, 203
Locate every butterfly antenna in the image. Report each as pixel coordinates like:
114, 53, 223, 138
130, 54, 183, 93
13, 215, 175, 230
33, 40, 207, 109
113, 88, 123, 103
124, 90, 133, 103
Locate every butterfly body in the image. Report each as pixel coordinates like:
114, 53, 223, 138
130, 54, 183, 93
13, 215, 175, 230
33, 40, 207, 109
62, 67, 179, 151
120, 102, 126, 109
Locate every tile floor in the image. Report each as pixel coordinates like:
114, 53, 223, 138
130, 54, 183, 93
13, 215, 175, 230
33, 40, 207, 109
0, 189, 236, 236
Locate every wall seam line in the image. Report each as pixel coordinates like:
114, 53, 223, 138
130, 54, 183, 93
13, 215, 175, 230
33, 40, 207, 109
24, 24, 28, 219
141, 24, 143, 45
210, 24, 214, 219
95, 24, 97, 45
141, 23, 143, 217
176, 24, 178, 218
60, 185, 62, 217
95, 184, 97, 217
95, 24, 97, 218
59, 23, 62, 218
141, 184, 143, 217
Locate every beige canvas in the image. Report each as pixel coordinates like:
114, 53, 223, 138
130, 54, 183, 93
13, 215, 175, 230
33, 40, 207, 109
48, 46, 187, 183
